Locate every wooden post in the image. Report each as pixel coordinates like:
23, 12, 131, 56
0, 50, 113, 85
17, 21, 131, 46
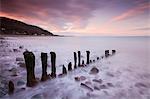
62, 65, 67, 74
41, 52, 49, 81
50, 52, 56, 78
68, 62, 72, 71
82, 60, 85, 66
78, 51, 81, 66
90, 60, 92, 63
8, 81, 14, 95
93, 60, 95, 62
112, 50, 116, 55
86, 51, 90, 64
97, 57, 99, 60
23, 51, 37, 87
74, 52, 77, 69
105, 50, 109, 57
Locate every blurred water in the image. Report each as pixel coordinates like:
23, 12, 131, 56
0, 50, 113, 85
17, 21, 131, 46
0, 36, 150, 99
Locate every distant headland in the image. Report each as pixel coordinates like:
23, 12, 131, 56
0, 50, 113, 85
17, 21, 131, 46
0, 17, 59, 36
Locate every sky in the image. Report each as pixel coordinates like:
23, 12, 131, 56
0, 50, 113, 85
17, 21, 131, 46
0, 0, 150, 36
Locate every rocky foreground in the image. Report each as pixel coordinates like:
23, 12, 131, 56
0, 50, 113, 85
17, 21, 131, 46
0, 37, 150, 99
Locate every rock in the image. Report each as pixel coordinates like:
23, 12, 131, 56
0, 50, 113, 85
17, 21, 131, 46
106, 72, 114, 77
75, 77, 80, 81
74, 76, 86, 81
80, 76, 86, 81
94, 86, 100, 90
9, 68, 18, 76
19, 46, 23, 49
15, 87, 25, 93
11, 71, 18, 76
31, 93, 43, 99
17, 62, 26, 68
107, 83, 114, 87
135, 82, 147, 88
80, 83, 93, 91
8, 68, 17, 72
16, 57, 24, 61
90, 67, 99, 74
17, 80, 25, 86
100, 85, 107, 89
85, 81, 92, 85
13, 49, 20, 52
92, 79, 102, 84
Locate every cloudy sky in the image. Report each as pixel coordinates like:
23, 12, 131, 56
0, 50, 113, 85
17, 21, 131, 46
1, 0, 150, 36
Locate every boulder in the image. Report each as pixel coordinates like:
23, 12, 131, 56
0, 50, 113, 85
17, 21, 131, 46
90, 67, 99, 74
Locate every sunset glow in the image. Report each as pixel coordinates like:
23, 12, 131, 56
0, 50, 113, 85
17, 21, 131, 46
1, 0, 149, 36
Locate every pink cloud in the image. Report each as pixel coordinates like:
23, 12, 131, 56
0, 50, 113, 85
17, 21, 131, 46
111, 3, 149, 22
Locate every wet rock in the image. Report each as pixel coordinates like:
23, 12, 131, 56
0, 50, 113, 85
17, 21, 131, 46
81, 83, 93, 91
19, 46, 23, 49
17, 80, 25, 86
13, 49, 20, 52
135, 82, 147, 88
8, 68, 17, 72
94, 86, 100, 90
31, 93, 43, 99
107, 83, 114, 87
16, 87, 26, 93
106, 72, 114, 77
85, 81, 92, 85
92, 79, 102, 84
90, 67, 99, 74
16, 57, 24, 61
100, 85, 107, 89
86, 92, 99, 97
74, 76, 86, 81
58, 74, 66, 78
75, 77, 80, 81
9, 68, 18, 76
17, 62, 26, 68
80, 76, 86, 81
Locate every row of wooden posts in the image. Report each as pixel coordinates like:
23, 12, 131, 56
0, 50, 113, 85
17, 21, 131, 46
23, 50, 116, 87
8, 50, 116, 94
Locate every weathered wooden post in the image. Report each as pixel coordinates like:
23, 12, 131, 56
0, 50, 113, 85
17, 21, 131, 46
78, 51, 81, 66
62, 65, 67, 74
23, 51, 37, 87
68, 62, 72, 71
41, 52, 49, 81
86, 51, 90, 64
90, 60, 92, 63
112, 50, 116, 55
8, 81, 14, 95
74, 52, 77, 69
50, 52, 56, 78
93, 60, 95, 62
82, 60, 84, 66
105, 50, 109, 57
97, 57, 99, 60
